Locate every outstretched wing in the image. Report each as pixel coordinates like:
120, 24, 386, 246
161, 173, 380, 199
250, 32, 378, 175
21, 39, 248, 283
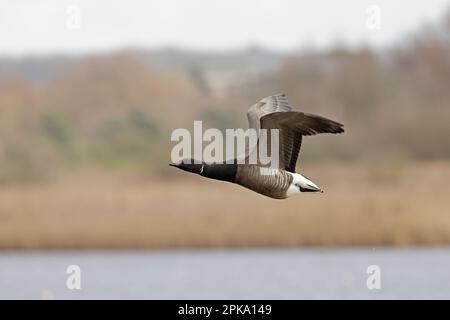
246, 93, 292, 131
260, 111, 344, 172
246, 94, 344, 172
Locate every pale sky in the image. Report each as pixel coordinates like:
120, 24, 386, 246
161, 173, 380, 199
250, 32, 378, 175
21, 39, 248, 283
0, 0, 448, 56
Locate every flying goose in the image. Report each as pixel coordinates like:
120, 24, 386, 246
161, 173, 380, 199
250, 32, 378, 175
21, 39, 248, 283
170, 94, 344, 199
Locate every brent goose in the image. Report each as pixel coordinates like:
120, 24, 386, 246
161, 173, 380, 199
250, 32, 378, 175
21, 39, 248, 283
170, 94, 344, 199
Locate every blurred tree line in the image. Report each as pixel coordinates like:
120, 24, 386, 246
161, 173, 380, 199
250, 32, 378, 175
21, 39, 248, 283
0, 11, 449, 183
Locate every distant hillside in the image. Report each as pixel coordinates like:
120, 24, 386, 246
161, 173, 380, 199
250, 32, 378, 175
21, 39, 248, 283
0, 48, 281, 93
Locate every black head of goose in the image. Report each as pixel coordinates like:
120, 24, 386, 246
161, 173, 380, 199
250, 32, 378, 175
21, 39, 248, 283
170, 160, 237, 183
170, 94, 344, 199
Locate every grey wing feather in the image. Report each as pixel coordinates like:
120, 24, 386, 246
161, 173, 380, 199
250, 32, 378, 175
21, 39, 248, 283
245, 94, 292, 162
260, 111, 344, 172
246, 93, 292, 131
245, 93, 344, 172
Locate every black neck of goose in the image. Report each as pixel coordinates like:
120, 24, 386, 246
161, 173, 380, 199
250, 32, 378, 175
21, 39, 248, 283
201, 163, 237, 183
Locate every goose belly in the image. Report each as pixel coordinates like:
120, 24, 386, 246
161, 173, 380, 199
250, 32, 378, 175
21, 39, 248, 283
235, 166, 292, 199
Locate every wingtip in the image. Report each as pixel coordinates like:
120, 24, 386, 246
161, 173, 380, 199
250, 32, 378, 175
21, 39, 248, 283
333, 121, 345, 134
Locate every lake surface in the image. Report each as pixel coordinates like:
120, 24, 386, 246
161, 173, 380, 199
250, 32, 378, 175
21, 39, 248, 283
0, 248, 449, 299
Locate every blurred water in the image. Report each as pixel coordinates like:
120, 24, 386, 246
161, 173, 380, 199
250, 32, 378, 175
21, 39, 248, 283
0, 248, 449, 299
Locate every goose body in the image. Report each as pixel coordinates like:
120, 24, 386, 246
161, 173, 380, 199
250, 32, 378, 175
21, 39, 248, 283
170, 94, 344, 199
236, 166, 320, 199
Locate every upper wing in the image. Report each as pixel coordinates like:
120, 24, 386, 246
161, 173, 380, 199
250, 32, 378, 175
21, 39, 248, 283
245, 93, 344, 172
246, 93, 292, 131
260, 111, 344, 172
